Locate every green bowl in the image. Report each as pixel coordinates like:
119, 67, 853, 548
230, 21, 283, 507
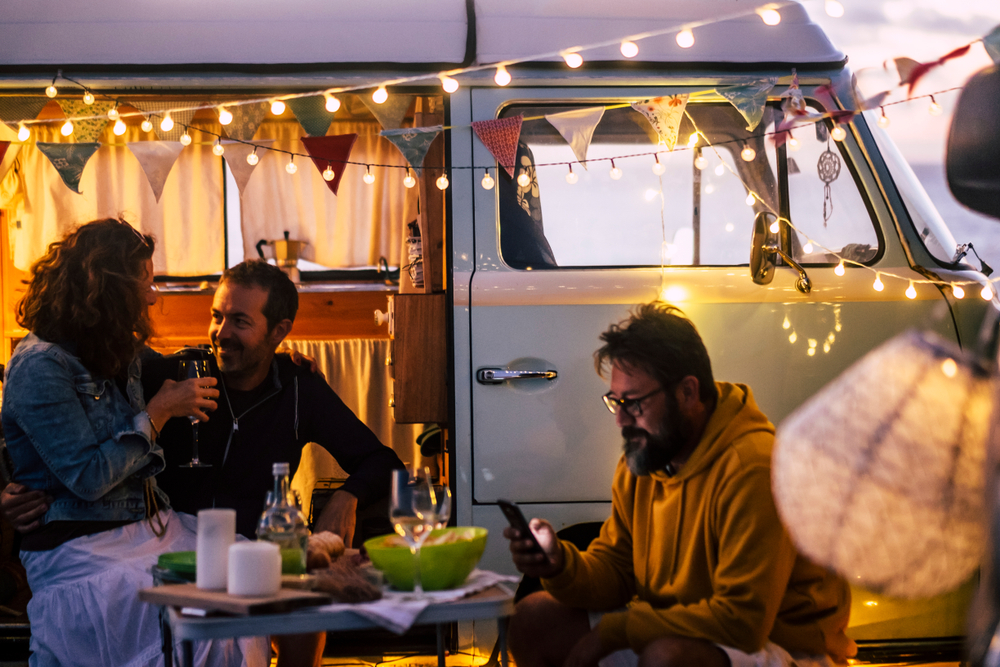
365, 527, 487, 592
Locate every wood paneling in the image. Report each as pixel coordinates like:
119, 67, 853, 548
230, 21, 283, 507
392, 293, 448, 424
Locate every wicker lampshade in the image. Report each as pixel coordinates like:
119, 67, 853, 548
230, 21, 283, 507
773, 330, 995, 599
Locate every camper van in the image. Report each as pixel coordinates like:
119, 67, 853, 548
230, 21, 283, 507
0, 0, 994, 661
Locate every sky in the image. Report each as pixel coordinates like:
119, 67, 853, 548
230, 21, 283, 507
804, 0, 1000, 265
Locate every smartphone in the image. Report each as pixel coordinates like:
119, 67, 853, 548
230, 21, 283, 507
498, 498, 548, 560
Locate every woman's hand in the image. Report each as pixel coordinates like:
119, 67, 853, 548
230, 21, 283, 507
145, 376, 219, 429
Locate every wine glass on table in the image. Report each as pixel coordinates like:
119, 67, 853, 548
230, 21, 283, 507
390, 469, 435, 598
178, 359, 212, 468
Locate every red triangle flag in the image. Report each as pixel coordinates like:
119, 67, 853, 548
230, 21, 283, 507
0, 142, 9, 167
472, 115, 523, 177
300, 134, 359, 196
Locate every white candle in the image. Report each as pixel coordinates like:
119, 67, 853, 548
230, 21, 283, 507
228, 542, 281, 597
196, 509, 236, 590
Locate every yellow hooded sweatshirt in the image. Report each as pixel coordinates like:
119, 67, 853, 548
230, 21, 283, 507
542, 382, 856, 661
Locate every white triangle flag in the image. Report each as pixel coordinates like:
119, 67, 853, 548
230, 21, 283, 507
220, 140, 274, 195
127, 141, 185, 202
544, 107, 605, 169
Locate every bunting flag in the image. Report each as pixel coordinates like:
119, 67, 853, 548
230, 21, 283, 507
0, 97, 48, 131
287, 96, 334, 137
895, 45, 972, 98
985, 25, 1000, 64
56, 100, 113, 142
544, 107, 604, 169
380, 126, 442, 176
630, 95, 689, 151
221, 102, 268, 141
127, 141, 185, 202
361, 95, 413, 131
36, 142, 101, 194
0, 142, 8, 167
220, 140, 274, 195
717, 79, 777, 131
300, 134, 358, 196
0, 140, 18, 183
472, 115, 523, 177
130, 100, 198, 141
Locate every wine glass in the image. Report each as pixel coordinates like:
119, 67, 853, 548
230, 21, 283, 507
178, 359, 212, 468
426, 485, 451, 530
389, 469, 434, 597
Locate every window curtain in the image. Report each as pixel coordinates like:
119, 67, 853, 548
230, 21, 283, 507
239, 119, 417, 269
0, 121, 224, 275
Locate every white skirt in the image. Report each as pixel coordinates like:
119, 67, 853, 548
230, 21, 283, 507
21, 510, 269, 667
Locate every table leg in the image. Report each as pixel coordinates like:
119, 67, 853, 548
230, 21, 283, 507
498, 617, 508, 667
436, 623, 446, 667
181, 640, 193, 667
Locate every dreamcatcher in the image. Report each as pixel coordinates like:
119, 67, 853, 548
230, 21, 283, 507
817, 138, 841, 227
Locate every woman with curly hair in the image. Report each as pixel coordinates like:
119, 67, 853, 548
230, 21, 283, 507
1, 218, 260, 666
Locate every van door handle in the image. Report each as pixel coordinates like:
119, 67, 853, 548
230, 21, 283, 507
476, 368, 558, 384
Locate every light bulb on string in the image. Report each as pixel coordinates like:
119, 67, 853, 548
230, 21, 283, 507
803, 240, 814, 254
82, 91, 95, 105
609, 160, 622, 180
436, 173, 450, 190
247, 148, 259, 165
952, 283, 965, 299
212, 140, 225, 156
45, 84, 57, 98
218, 107, 233, 125
789, 331, 798, 344
928, 96, 943, 116
741, 145, 756, 161
877, 107, 891, 128
372, 87, 389, 104
494, 66, 511, 86
285, 157, 297, 174
906, 281, 917, 299
749, 193, 760, 208
17, 124, 29, 142
60, 120, 73, 136
160, 113, 174, 132
566, 164, 578, 184
324, 94, 341, 113
403, 170, 416, 189
113, 119, 126, 136
440, 76, 459, 94
831, 125, 847, 141
769, 217, 780, 233
141, 118, 153, 132
982, 283, 994, 300
873, 273, 884, 292
714, 163, 725, 176
835, 260, 845, 276
481, 169, 495, 190
107, 104, 120, 121
270, 100, 286, 115
179, 131, 192, 146
517, 171, 531, 187
687, 132, 699, 148
563, 52, 583, 68
676, 30, 695, 48
322, 163, 335, 181
363, 166, 375, 185
620, 41, 639, 58
695, 155, 708, 170
652, 155, 666, 175
825, 0, 845, 17
787, 135, 801, 151
759, 8, 781, 25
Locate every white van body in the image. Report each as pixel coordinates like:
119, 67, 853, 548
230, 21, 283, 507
2, 0, 994, 657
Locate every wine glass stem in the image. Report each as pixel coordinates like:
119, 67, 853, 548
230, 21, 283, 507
411, 544, 423, 597
191, 422, 200, 465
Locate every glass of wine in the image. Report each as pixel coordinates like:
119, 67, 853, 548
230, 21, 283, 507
389, 469, 435, 597
178, 359, 212, 468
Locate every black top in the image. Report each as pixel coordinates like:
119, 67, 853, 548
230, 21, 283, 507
144, 353, 404, 539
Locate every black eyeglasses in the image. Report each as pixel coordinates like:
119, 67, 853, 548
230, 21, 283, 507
602, 388, 663, 417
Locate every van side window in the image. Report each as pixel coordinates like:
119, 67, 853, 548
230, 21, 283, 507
497, 101, 880, 270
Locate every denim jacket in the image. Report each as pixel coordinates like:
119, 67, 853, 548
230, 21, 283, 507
1, 333, 168, 523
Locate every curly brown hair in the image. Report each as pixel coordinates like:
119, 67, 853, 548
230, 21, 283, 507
17, 218, 156, 378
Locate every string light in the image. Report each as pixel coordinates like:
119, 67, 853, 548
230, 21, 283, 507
942, 358, 958, 378
322, 163, 335, 181
835, 260, 846, 276
789, 331, 798, 344
566, 164, 578, 184
713, 163, 725, 176
952, 283, 964, 299
803, 240, 814, 254
982, 283, 994, 300
652, 155, 666, 175
285, 156, 298, 174
831, 126, 847, 141
270, 100, 286, 115
160, 113, 174, 131
494, 66, 512, 86
403, 169, 416, 188
180, 131, 192, 146
741, 145, 756, 161
900, 281, 916, 299
363, 166, 375, 184
787, 135, 801, 151
877, 107, 891, 128
17, 124, 29, 141
60, 120, 73, 136
620, 40, 639, 58
695, 155, 708, 170
82, 91, 95, 105
247, 148, 259, 165
825, 0, 845, 17
609, 159, 622, 180
436, 173, 450, 190
782, 317, 791, 330
517, 170, 531, 187
141, 118, 153, 132
928, 96, 943, 116
687, 132, 700, 148
325, 94, 341, 113
768, 217, 780, 233
481, 169, 495, 190
873, 273, 884, 292
441, 76, 459, 93
212, 140, 225, 156
218, 106, 233, 125
107, 104, 120, 121
372, 87, 389, 104
676, 30, 695, 48
759, 8, 782, 25
45, 84, 57, 98
748, 192, 758, 207
113, 119, 127, 136
563, 52, 584, 68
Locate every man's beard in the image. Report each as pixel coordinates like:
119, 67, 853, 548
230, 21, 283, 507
622, 404, 687, 476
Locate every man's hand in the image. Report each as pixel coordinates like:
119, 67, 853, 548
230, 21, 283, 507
314, 490, 358, 548
563, 628, 610, 667
1, 482, 52, 533
280, 348, 325, 379
504, 517, 565, 579
146, 376, 219, 426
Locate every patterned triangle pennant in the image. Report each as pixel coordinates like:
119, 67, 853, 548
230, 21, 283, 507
361, 94, 413, 131
220, 140, 274, 195
129, 100, 199, 141
630, 95, 689, 151
287, 96, 334, 137
716, 79, 777, 131
0, 97, 49, 131
300, 134, 358, 196
56, 100, 113, 143
380, 126, 443, 177
221, 102, 268, 141
126, 141, 185, 202
544, 107, 605, 170
36, 142, 101, 194
472, 115, 523, 177
985, 24, 1000, 64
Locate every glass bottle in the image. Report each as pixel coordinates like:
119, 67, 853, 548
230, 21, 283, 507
256, 462, 309, 574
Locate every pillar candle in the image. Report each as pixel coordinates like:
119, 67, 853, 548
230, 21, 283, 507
196, 509, 236, 590
228, 542, 282, 597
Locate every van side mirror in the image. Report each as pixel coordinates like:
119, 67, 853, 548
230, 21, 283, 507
947, 65, 1000, 220
750, 211, 778, 285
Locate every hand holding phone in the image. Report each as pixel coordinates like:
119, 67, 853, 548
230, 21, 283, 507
499, 499, 563, 577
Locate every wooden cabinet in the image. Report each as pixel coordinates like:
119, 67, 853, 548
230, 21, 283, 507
390, 293, 448, 424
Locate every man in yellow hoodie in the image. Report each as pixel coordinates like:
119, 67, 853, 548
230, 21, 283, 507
505, 303, 856, 667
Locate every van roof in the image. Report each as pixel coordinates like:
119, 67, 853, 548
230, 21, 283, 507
0, 0, 843, 72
